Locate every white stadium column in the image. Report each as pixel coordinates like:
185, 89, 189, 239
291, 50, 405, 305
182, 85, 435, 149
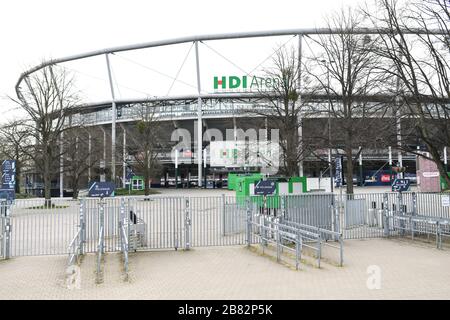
297, 34, 304, 177
195, 41, 203, 187
105, 53, 117, 185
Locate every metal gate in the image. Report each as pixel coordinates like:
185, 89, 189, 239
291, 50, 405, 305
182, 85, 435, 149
8, 199, 80, 257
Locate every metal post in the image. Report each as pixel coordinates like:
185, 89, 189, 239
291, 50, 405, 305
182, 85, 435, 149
3, 202, 11, 259
246, 198, 252, 246
185, 197, 191, 250
445, 146, 448, 171
276, 229, 280, 263
99, 199, 105, 254
295, 234, 301, 270
122, 125, 127, 189
280, 195, 286, 222
297, 34, 304, 176
222, 193, 226, 237
233, 116, 238, 167
395, 51, 404, 179
398, 191, 405, 236
339, 234, 343, 267
175, 150, 179, 189
59, 131, 64, 198
359, 147, 363, 187
316, 231, 321, 268
120, 197, 125, 222
105, 53, 117, 185
79, 198, 86, 255
411, 192, 417, 239
194, 41, 203, 187
328, 149, 334, 193
326, 61, 334, 193
436, 222, 441, 249
389, 146, 393, 185
88, 132, 92, 183
383, 193, 389, 237
100, 127, 106, 183
203, 148, 207, 188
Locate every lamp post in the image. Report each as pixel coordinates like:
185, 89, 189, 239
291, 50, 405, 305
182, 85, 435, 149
175, 149, 179, 189
203, 148, 207, 189
322, 59, 334, 193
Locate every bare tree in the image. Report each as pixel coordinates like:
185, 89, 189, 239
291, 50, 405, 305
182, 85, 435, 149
14, 66, 79, 204
62, 127, 102, 198
366, 0, 450, 189
126, 103, 163, 195
305, 7, 387, 194
258, 45, 312, 177
0, 120, 31, 194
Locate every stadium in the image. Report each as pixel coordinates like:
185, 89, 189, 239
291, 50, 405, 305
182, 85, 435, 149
15, 28, 449, 196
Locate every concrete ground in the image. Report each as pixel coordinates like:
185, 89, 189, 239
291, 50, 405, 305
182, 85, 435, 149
1, 238, 450, 300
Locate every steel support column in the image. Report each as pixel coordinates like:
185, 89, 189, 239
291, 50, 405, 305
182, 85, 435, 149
105, 53, 117, 185
194, 41, 203, 187
88, 132, 92, 183
59, 131, 64, 198
297, 34, 304, 177
120, 124, 127, 189
100, 126, 107, 183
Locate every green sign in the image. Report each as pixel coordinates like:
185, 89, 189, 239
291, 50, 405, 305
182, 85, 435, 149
214, 75, 280, 91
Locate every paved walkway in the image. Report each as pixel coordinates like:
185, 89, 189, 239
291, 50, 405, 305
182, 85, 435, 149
1, 238, 450, 299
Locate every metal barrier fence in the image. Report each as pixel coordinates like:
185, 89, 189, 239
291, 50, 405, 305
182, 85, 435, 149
119, 198, 129, 279
247, 213, 343, 268
7, 199, 80, 257
1, 192, 449, 260
119, 221, 129, 278
248, 216, 302, 270
67, 201, 86, 267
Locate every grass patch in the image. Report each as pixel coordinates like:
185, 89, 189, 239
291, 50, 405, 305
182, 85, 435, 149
15, 193, 36, 199
114, 188, 161, 196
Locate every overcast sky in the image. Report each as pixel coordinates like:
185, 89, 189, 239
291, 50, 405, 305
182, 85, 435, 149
0, 0, 366, 120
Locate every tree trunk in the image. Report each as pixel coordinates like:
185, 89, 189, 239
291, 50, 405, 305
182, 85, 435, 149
15, 162, 21, 194
72, 178, 79, 199
144, 153, 150, 196
43, 167, 52, 207
15, 146, 21, 194
285, 123, 299, 177
144, 169, 150, 196
345, 146, 354, 195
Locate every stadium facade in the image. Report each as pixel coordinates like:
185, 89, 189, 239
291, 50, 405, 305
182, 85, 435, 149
16, 28, 446, 195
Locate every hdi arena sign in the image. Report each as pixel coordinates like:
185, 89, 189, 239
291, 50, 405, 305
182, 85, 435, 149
214, 75, 280, 91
